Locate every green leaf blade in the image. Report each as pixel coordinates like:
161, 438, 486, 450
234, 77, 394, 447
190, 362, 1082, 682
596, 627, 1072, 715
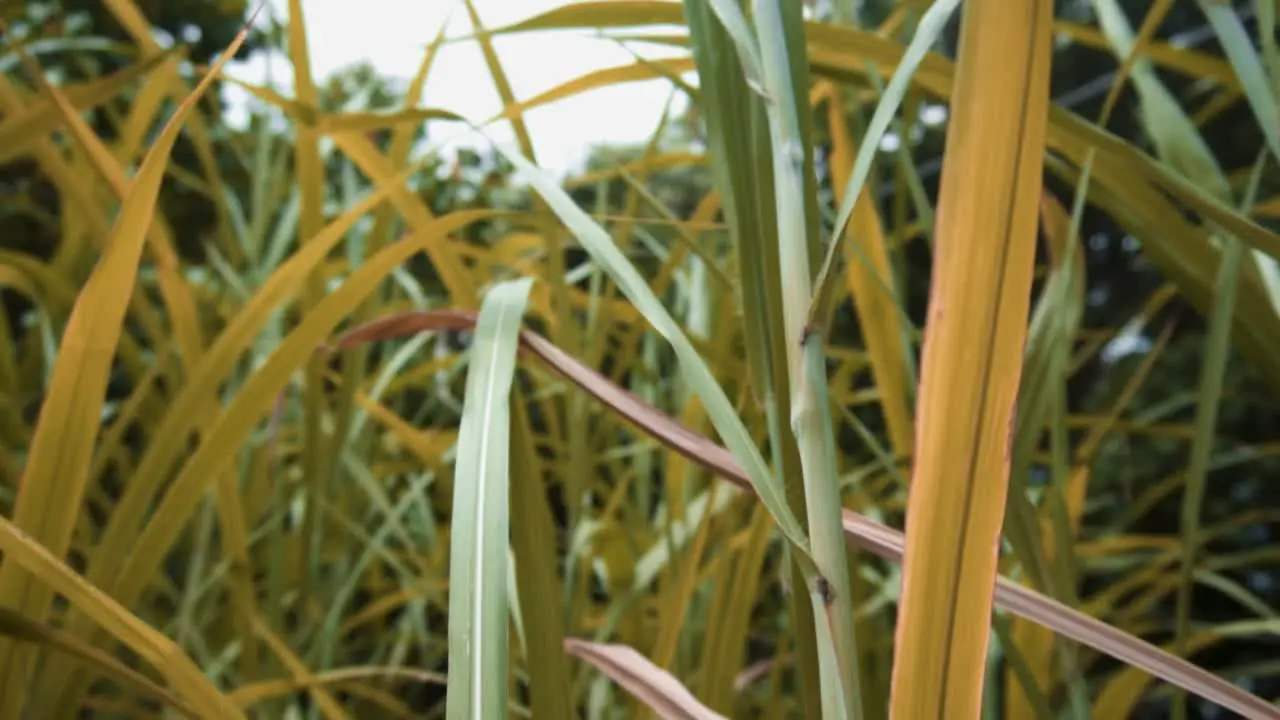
446, 277, 535, 720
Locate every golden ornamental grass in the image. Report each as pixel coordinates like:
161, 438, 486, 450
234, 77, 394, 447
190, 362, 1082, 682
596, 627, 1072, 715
0, 1, 1278, 718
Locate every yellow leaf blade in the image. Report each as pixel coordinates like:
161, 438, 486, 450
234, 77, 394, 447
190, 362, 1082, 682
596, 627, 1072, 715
0, 15, 256, 717
887, 1, 1055, 716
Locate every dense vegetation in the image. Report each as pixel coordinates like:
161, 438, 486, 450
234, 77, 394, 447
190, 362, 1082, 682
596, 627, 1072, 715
1, 0, 1280, 718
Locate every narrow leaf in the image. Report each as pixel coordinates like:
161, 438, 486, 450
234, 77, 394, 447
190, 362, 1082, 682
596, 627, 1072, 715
564, 639, 727, 720
445, 277, 535, 720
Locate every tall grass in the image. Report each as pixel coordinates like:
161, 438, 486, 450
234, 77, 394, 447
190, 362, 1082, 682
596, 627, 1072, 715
1, 0, 1279, 718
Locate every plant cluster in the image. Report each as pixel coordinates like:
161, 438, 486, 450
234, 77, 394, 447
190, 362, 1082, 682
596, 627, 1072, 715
1, 1, 1279, 719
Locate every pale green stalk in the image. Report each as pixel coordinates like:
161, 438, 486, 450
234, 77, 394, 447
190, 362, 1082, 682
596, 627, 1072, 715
754, 1, 861, 716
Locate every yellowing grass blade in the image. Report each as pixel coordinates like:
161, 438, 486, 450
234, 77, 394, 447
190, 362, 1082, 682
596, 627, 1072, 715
1089, 0, 1230, 199
39, 151, 453, 713
0, 517, 242, 718
887, 1, 1053, 718
483, 1, 685, 36
490, 0, 1278, 258
229, 667, 446, 710
101, 0, 245, 265
444, 277, 534, 720
821, 82, 914, 455
1089, 0, 1280, 324
0, 15, 255, 718
11, 41, 204, 369
106, 212, 495, 609
0, 49, 175, 164
215, 78, 461, 131
564, 639, 727, 720
326, 130, 475, 304
252, 617, 348, 720
284, 0, 333, 614
464, 0, 537, 161
0, 608, 195, 718
44, 210, 495, 716
487, 57, 697, 125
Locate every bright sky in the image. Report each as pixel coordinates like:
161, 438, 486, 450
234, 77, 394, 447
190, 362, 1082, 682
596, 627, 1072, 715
224, 0, 687, 176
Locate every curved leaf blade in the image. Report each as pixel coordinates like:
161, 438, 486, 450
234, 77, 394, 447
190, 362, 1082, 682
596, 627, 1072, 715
564, 638, 727, 720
